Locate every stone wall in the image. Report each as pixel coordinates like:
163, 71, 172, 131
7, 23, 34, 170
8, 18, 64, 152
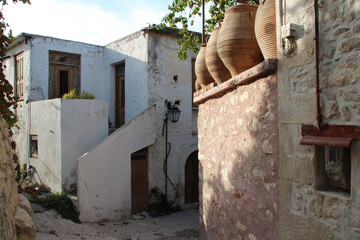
197, 73, 278, 239
277, 0, 360, 239
0, 118, 18, 239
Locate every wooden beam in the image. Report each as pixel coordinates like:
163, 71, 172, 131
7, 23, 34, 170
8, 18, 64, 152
301, 124, 360, 140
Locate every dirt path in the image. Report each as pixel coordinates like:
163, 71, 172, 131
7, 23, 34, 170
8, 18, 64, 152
33, 205, 199, 240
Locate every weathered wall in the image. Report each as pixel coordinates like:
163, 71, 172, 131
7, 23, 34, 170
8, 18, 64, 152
0, 118, 18, 240
61, 99, 108, 190
6, 29, 199, 217
29, 36, 106, 102
198, 75, 279, 239
4, 35, 107, 181
4, 41, 32, 175
277, 0, 360, 239
105, 31, 149, 125
30, 99, 62, 192
146, 31, 198, 205
78, 105, 157, 222
30, 99, 108, 192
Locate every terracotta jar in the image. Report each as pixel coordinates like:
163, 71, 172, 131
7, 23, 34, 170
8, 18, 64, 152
195, 79, 201, 91
217, 4, 263, 77
205, 26, 232, 84
255, 0, 277, 59
195, 44, 215, 88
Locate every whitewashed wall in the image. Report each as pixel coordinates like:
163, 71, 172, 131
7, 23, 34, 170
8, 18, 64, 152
78, 105, 156, 222
105, 31, 149, 125
30, 99, 62, 192
146, 31, 198, 205
61, 99, 108, 190
28, 35, 106, 101
4, 40, 32, 169
29, 99, 108, 192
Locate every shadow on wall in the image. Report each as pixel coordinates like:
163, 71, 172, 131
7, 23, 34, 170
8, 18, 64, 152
198, 75, 279, 239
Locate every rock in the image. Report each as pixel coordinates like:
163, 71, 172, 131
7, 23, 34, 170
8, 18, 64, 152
15, 206, 36, 240
30, 202, 47, 213
342, 106, 352, 121
132, 214, 144, 220
140, 212, 149, 217
18, 194, 33, 217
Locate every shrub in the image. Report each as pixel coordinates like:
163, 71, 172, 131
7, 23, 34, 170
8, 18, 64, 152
62, 89, 95, 99
36, 192, 80, 223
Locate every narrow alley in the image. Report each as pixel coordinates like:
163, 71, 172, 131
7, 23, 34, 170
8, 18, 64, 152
33, 203, 199, 240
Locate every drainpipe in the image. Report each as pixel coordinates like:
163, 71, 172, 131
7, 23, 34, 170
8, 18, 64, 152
202, 0, 205, 44
314, 0, 322, 130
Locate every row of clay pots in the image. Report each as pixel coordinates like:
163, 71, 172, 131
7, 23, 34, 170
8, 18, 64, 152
195, 0, 276, 90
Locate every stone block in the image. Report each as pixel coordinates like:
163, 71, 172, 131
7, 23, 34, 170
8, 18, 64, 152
279, 180, 334, 240
15, 206, 36, 240
17, 194, 33, 217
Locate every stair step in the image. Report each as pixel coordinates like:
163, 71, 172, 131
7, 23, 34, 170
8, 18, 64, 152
108, 128, 118, 135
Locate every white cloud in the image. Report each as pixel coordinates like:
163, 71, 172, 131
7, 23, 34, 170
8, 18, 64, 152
3, 0, 178, 45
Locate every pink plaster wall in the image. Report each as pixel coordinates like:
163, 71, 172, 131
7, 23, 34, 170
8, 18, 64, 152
198, 74, 278, 240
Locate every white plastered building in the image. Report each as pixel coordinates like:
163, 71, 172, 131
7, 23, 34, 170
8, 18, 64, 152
4, 26, 199, 222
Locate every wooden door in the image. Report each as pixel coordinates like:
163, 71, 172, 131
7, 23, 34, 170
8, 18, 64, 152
131, 147, 148, 214
115, 64, 125, 127
185, 151, 199, 204
49, 51, 80, 99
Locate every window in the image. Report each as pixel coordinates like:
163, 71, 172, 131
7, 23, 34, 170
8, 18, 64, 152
115, 63, 125, 127
15, 52, 24, 100
30, 135, 38, 159
315, 146, 351, 195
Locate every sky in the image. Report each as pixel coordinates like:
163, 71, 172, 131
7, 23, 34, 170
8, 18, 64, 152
3, 0, 203, 46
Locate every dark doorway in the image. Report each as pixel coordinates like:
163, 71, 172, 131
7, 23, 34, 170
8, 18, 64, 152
115, 63, 125, 127
59, 70, 69, 96
131, 147, 148, 214
185, 150, 199, 204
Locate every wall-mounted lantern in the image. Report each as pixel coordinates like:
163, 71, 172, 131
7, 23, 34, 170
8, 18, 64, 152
163, 101, 181, 202
166, 101, 181, 123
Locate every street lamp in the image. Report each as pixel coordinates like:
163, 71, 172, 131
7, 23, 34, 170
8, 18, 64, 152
166, 101, 181, 123
163, 101, 181, 202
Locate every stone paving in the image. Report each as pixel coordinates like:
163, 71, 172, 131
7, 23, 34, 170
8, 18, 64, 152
32, 203, 199, 240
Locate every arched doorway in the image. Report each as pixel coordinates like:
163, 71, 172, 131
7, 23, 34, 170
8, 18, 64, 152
185, 150, 199, 204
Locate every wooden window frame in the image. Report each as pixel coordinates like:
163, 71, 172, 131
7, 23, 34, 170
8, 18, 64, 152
15, 52, 24, 101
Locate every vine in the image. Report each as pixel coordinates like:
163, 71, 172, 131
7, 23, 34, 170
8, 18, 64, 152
0, 0, 30, 128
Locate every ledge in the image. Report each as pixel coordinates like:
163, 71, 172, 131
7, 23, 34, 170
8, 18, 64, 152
300, 136, 354, 148
301, 124, 360, 140
194, 59, 278, 104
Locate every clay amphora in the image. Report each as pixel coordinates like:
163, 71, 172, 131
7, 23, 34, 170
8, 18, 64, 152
195, 79, 201, 91
205, 26, 232, 84
255, 0, 277, 59
217, 4, 263, 77
195, 44, 215, 88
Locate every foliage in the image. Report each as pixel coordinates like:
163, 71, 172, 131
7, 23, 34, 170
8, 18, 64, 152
62, 88, 77, 99
160, 0, 258, 60
62, 88, 95, 99
147, 187, 181, 217
79, 91, 95, 99
0, 0, 30, 127
35, 192, 80, 223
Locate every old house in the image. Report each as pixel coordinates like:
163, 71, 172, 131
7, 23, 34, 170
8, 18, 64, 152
195, 0, 360, 239
4, 26, 199, 222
